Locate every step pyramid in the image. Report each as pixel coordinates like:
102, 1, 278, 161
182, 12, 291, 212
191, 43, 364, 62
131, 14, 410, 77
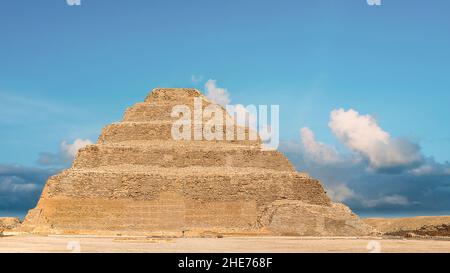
19, 88, 374, 236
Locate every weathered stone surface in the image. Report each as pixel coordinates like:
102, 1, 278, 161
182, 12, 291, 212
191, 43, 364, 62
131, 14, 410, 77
19, 88, 373, 236
259, 201, 375, 236
74, 142, 294, 171
98, 122, 259, 145
0, 218, 21, 232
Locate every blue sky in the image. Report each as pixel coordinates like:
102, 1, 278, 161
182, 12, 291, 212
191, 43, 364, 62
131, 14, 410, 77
1, 0, 450, 217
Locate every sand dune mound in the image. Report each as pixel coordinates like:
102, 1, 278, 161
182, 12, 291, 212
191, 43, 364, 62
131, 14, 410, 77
365, 216, 450, 237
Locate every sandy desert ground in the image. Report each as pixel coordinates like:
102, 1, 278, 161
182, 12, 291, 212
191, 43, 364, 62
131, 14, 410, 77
1, 235, 450, 253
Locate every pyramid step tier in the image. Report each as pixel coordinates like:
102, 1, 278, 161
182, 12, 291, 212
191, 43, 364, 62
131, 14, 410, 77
98, 122, 261, 145
24, 196, 259, 234
124, 103, 184, 122
124, 102, 232, 122
144, 88, 208, 104
74, 143, 295, 171
42, 166, 329, 207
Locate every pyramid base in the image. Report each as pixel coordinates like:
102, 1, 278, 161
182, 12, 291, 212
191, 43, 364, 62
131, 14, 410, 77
17, 196, 375, 237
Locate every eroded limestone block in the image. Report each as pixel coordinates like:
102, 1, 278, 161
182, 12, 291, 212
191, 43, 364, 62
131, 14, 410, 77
259, 200, 376, 236
0, 217, 21, 232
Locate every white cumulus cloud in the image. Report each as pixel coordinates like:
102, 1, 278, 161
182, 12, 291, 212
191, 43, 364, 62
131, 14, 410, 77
205, 79, 231, 106
61, 139, 93, 159
329, 108, 422, 170
300, 127, 344, 165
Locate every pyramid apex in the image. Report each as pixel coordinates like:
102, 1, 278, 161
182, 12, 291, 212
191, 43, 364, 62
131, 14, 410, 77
145, 88, 204, 103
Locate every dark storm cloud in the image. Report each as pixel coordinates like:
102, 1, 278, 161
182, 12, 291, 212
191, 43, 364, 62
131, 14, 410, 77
0, 164, 57, 215
280, 141, 450, 216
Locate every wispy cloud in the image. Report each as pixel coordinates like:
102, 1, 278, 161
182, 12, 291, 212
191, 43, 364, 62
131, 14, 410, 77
326, 183, 356, 203
0, 92, 81, 126
37, 138, 93, 167
361, 194, 410, 208
325, 183, 410, 208
191, 75, 203, 83
0, 164, 57, 215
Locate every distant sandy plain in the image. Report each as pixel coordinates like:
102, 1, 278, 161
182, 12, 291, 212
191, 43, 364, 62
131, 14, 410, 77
1, 235, 450, 253
2, 215, 450, 253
